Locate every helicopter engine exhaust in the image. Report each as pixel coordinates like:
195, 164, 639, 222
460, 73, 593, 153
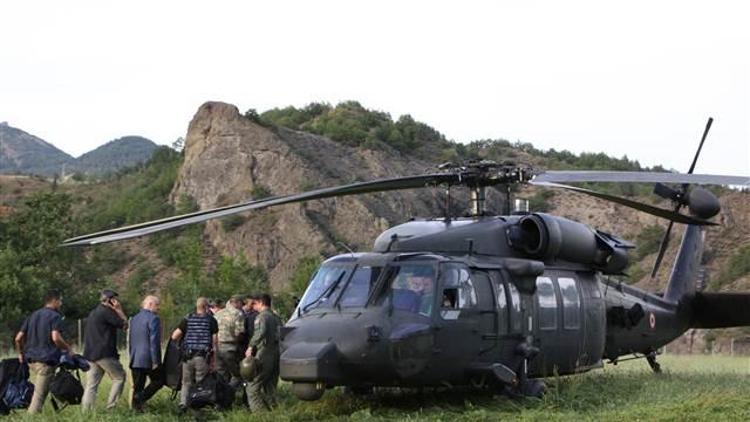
508, 213, 629, 273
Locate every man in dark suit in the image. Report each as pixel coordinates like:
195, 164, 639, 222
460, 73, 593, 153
128, 295, 163, 411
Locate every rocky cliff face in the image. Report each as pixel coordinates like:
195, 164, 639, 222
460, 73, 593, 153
172, 102, 750, 301
171, 102, 449, 289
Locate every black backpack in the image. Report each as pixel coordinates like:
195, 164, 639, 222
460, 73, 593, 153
49, 368, 83, 411
186, 372, 234, 410
0, 359, 34, 414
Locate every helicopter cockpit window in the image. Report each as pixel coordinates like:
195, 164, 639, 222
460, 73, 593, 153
387, 264, 436, 317
339, 266, 383, 308
440, 264, 477, 310
297, 263, 352, 313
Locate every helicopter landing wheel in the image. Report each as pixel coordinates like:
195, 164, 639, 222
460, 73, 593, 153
519, 378, 546, 399
504, 378, 546, 399
291, 382, 326, 401
646, 352, 662, 374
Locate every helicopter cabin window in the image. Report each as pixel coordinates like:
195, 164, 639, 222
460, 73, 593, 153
388, 263, 437, 317
557, 277, 581, 329
440, 264, 477, 313
507, 282, 522, 333
494, 275, 509, 335
339, 266, 383, 308
297, 263, 353, 313
536, 276, 557, 330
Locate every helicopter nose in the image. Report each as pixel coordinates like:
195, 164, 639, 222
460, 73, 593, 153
280, 340, 343, 385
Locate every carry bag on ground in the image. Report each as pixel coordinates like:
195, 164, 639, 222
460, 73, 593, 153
49, 368, 83, 411
0, 358, 34, 414
186, 372, 234, 410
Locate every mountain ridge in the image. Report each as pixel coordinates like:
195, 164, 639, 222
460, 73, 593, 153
0, 122, 157, 176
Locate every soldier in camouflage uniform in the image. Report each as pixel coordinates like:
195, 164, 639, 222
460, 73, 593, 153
245, 293, 282, 411
214, 295, 246, 389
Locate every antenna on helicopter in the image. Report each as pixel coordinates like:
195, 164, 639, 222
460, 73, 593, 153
337, 241, 356, 257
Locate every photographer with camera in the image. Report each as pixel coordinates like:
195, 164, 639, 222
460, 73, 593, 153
81, 289, 128, 411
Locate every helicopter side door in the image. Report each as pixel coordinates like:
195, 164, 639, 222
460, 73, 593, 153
470, 270, 498, 362
488, 270, 527, 368
432, 263, 483, 383
531, 273, 585, 376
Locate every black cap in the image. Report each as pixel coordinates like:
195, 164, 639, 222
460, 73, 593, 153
101, 289, 119, 300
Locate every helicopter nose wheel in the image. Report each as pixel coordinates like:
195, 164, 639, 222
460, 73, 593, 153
646, 351, 662, 374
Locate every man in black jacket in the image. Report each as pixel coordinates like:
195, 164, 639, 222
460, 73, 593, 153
82, 289, 128, 411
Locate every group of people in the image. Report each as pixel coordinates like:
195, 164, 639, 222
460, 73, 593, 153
13, 288, 282, 414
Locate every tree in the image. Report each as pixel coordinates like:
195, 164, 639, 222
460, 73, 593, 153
0, 192, 103, 333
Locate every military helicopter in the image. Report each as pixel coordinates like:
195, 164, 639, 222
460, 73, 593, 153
63, 118, 750, 400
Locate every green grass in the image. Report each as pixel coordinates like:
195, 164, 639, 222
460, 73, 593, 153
6, 355, 750, 421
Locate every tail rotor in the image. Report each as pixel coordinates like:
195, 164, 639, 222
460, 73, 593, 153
650, 117, 714, 279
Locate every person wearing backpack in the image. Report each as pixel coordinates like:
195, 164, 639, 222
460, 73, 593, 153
82, 289, 128, 411
14, 289, 73, 414
171, 297, 218, 412
129, 295, 163, 411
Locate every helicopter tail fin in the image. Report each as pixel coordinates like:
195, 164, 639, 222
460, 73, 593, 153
690, 292, 750, 328
663, 225, 705, 304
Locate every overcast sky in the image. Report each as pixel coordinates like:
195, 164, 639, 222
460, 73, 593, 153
1, 1, 748, 176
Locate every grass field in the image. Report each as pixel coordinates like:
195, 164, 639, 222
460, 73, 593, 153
5, 354, 750, 421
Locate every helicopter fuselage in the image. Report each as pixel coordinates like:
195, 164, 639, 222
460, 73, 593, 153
279, 215, 693, 398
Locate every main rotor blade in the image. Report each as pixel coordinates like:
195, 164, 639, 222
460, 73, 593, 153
530, 181, 718, 226
62, 173, 459, 246
532, 171, 749, 186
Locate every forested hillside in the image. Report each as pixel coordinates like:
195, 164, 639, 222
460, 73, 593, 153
0, 122, 157, 177
74, 136, 158, 176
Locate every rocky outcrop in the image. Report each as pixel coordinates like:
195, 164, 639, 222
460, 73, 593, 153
171, 102, 448, 289
172, 101, 750, 297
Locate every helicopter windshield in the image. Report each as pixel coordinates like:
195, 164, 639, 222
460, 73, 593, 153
338, 265, 383, 308
297, 262, 353, 313
386, 262, 437, 317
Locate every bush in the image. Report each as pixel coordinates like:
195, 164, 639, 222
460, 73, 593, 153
251, 184, 273, 199
717, 244, 750, 286
528, 189, 555, 213
221, 214, 247, 232
634, 224, 666, 260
